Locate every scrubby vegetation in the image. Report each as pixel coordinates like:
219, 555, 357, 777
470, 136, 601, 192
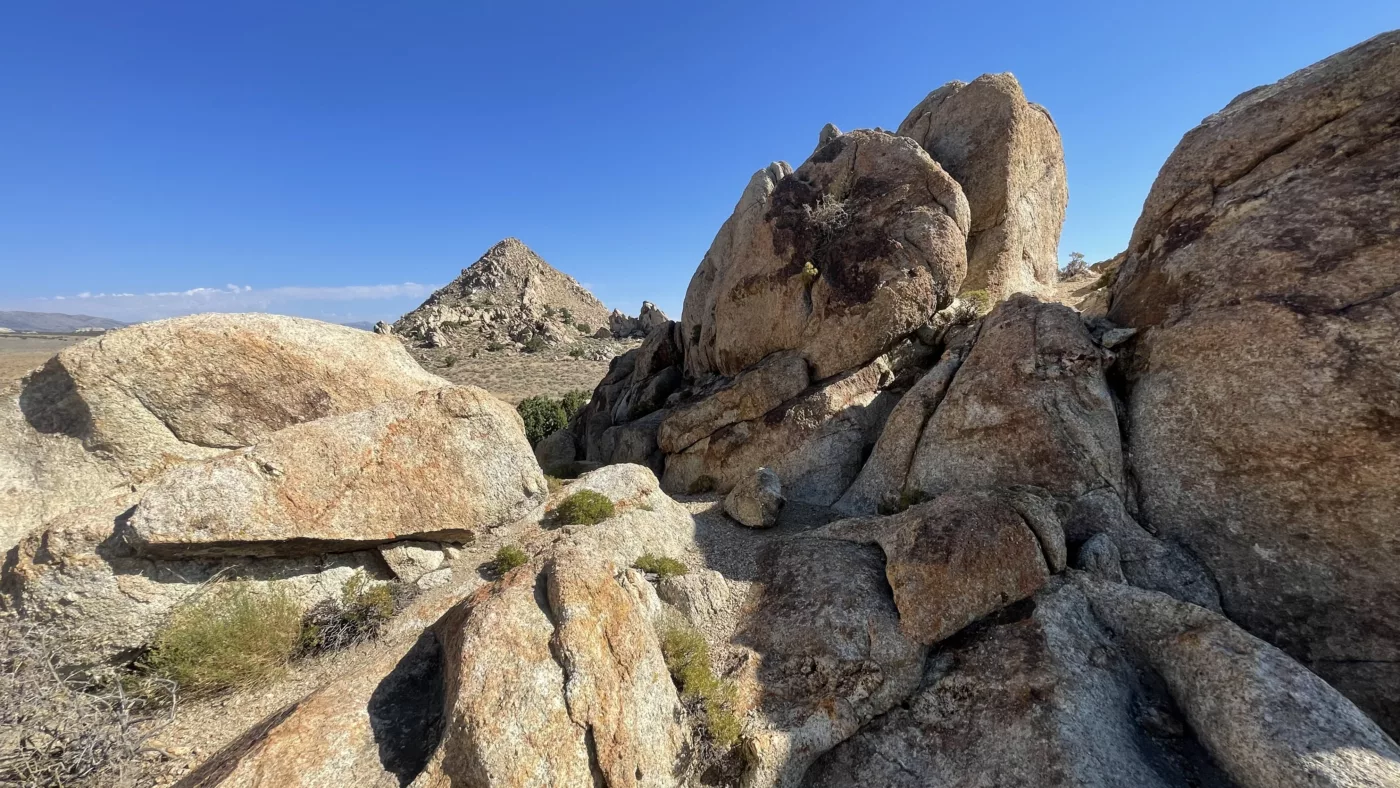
660, 622, 741, 748
516, 390, 591, 445
554, 489, 615, 525
1061, 250, 1089, 279
962, 289, 994, 317
147, 582, 304, 696
523, 334, 547, 353
634, 553, 688, 579
486, 340, 506, 352
0, 617, 175, 787
299, 571, 414, 656
576, 323, 593, 335
493, 545, 529, 574
569, 346, 585, 358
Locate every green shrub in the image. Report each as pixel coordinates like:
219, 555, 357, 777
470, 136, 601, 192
1094, 267, 1118, 290
523, 335, 547, 353
545, 475, 565, 493
560, 389, 590, 420
660, 623, 741, 748
518, 395, 568, 445
493, 544, 529, 574
543, 306, 556, 319
962, 289, 994, 317
634, 553, 688, 579
569, 347, 585, 358
299, 571, 412, 656
799, 261, 820, 285
486, 341, 506, 352
576, 323, 593, 335
147, 582, 303, 696
555, 489, 615, 525
440, 354, 457, 368
560, 308, 574, 324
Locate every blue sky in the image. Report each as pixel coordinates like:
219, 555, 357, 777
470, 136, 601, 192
1, 1, 1395, 324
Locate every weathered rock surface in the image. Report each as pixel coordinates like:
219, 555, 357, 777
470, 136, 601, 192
1085, 578, 1400, 788
2, 493, 389, 669
0, 313, 448, 550
687, 129, 969, 380
735, 538, 926, 787
905, 296, 1123, 501
128, 387, 546, 557
809, 581, 1224, 788
1106, 30, 1400, 728
897, 73, 1069, 299
379, 541, 448, 585
532, 428, 577, 474
661, 358, 898, 504
610, 301, 672, 339
723, 466, 783, 528
656, 351, 809, 455
819, 489, 1062, 646
575, 324, 684, 464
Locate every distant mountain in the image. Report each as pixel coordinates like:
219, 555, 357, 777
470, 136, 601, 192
0, 311, 127, 333
341, 321, 378, 331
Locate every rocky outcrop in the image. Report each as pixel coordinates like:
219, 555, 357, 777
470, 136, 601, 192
905, 296, 1122, 501
0, 313, 447, 551
656, 351, 809, 455
688, 130, 969, 380
610, 301, 671, 339
1107, 30, 1400, 730
1085, 578, 1400, 788
128, 387, 546, 557
393, 238, 612, 350
897, 73, 1068, 299
574, 324, 684, 467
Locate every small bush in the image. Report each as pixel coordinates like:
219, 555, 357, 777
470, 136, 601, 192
493, 545, 529, 574
1094, 267, 1118, 290
523, 335, 547, 353
569, 347, 585, 358
962, 289, 994, 317
799, 261, 820, 286
576, 323, 592, 335
555, 489, 615, 525
518, 395, 568, 445
560, 389, 590, 421
545, 475, 565, 493
299, 571, 412, 656
440, 354, 457, 368
634, 554, 688, 579
486, 341, 506, 352
1, 617, 176, 786
1061, 251, 1089, 279
543, 306, 557, 319
560, 308, 574, 324
147, 582, 303, 696
660, 623, 741, 749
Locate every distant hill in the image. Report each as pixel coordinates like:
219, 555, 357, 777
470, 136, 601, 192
341, 321, 378, 331
0, 311, 127, 333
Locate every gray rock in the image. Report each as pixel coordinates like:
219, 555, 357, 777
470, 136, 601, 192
1098, 326, 1137, 349
817, 122, 841, 147
656, 569, 737, 630
533, 428, 577, 475
372, 320, 392, 335
723, 466, 783, 528
1076, 533, 1125, 582
378, 541, 447, 584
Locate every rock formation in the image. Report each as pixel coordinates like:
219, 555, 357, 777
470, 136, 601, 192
1108, 29, 1400, 731
5, 35, 1400, 788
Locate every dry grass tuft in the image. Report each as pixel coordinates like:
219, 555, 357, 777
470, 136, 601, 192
146, 582, 303, 697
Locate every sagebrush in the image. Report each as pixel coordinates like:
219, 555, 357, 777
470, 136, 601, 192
554, 489, 615, 525
299, 571, 415, 656
146, 582, 304, 696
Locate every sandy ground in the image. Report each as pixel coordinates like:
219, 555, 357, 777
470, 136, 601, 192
0, 334, 86, 388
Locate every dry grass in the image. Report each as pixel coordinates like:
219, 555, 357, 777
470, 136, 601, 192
659, 621, 741, 749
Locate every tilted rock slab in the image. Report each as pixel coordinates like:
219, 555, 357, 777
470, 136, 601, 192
656, 350, 809, 455
1084, 578, 1400, 788
905, 295, 1123, 501
129, 386, 546, 557
1107, 30, 1400, 731
690, 129, 969, 380
0, 312, 447, 550
897, 72, 1069, 299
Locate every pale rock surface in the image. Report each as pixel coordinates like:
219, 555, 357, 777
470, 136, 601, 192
656, 569, 738, 631
0, 313, 447, 550
1106, 30, 1400, 727
1084, 578, 1400, 788
128, 387, 545, 557
696, 129, 969, 379
379, 541, 448, 585
809, 581, 1219, 787
734, 537, 926, 787
905, 296, 1123, 501
656, 350, 809, 454
897, 73, 1068, 299
723, 466, 783, 528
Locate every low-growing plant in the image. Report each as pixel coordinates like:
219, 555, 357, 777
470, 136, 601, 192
634, 553, 688, 579
799, 261, 820, 285
962, 289, 994, 317
560, 308, 574, 324
486, 340, 506, 352
543, 305, 557, 319
523, 334, 548, 353
569, 347, 585, 358
299, 571, 413, 656
493, 544, 529, 574
147, 582, 304, 696
440, 354, 458, 368
660, 622, 741, 749
576, 323, 592, 335
1094, 267, 1118, 290
560, 389, 590, 421
1, 617, 177, 786
545, 475, 565, 493
518, 395, 569, 445
554, 489, 615, 525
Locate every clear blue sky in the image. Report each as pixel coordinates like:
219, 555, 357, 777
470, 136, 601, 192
1, 1, 1395, 324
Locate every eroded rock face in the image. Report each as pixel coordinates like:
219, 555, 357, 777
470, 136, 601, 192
689, 130, 969, 380
735, 538, 926, 787
656, 351, 809, 455
0, 313, 447, 550
1106, 30, 1400, 729
723, 466, 784, 528
897, 73, 1069, 299
1084, 578, 1400, 788
808, 582, 1223, 788
905, 296, 1122, 501
128, 387, 546, 557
